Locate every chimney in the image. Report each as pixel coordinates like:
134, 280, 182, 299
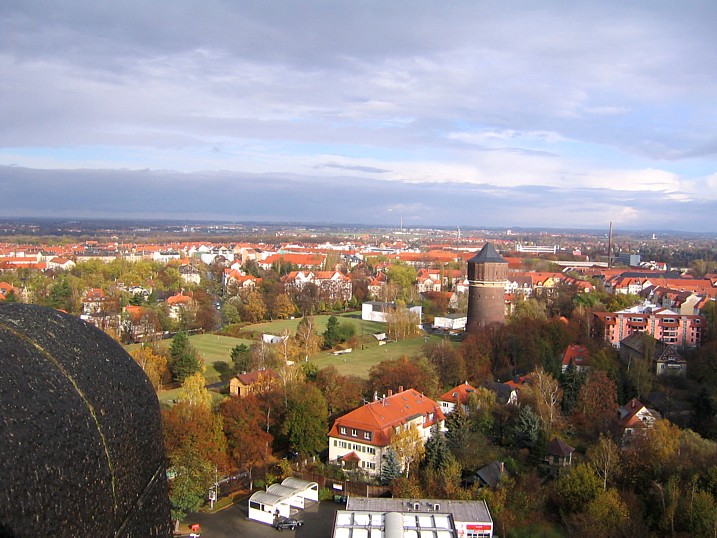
388, 389, 393, 397
399, 385, 404, 393
373, 391, 378, 402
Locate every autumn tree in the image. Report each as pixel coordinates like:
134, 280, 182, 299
552, 463, 601, 515
241, 290, 267, 323
368, 356, 439, 397
270, 293, 295, 319
177, 372, 211, 409
467, 387, 497, 435
130, 345, 170, 390
391, 423, 425, 478
423, 339, 466, 389
283, 384, 328, 456
586, 434, 620, 491
162, 402, 227, 528
572, 370, 617, 438
385, 303, 421, 341
526, 367, 563, 434
386, 263, 417, 302
460, 331, 494, 383
294, 315, 322, 361
315, 366, 365, 415
567, 488, 629, 538
220, 394, 272, 479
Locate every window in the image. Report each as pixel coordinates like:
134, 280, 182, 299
340, 427, 346, 435
351, 429, 357, 437
364, 432, 371, 440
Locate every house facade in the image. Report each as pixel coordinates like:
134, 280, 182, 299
361, 301, 422, 324
438, 382, 476, 414
328, 388, 445, 476
229, 369, 278, 397
594, 303, 704, 348
282, 270, 353, 302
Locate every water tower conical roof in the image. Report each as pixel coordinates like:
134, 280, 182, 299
468, 243, 507, 264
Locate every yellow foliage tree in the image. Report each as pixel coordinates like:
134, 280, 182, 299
177, 372, 212, 409
390, 423, 425, 479
130, 345, 170, 391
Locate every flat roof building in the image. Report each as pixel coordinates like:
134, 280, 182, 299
335, 497, 493, 538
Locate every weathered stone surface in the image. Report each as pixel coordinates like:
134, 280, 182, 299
0, 303, 171, 537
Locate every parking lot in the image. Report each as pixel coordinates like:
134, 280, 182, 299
185, 497, 343, 538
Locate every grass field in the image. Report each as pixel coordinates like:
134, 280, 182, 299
141, 312, 456, 404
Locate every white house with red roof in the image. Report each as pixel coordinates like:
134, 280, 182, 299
560, 344, 591, 373
618, 398, 659, 443
0, 282, 20, 301
224, 269, 259, 294
282, 270, 352, 302
438, 382, 476, 414
328, 388, 445, 476
166, 291, 194, 320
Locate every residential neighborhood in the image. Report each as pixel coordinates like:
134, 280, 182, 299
2, 221, 717, 536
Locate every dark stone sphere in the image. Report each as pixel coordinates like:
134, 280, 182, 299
0, 303, 172, 537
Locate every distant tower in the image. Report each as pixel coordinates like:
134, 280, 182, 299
466, 243, 508, 333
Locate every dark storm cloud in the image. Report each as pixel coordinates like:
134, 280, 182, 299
0, 165, 712, 232
1, 2, 717, 231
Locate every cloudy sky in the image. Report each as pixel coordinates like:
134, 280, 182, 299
1, 1, 716, 232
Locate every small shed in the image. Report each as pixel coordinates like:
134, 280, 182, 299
547, 437, 575, 467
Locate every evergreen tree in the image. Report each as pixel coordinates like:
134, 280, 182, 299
323, 316, 341, 349
169, 331, 202, 382
560, 363, 585, 415
445, 406, 470, 452
381, 448, 402, 485
511, 405, 541, 450
422, 424, 452, 471
230, 343, 253, 373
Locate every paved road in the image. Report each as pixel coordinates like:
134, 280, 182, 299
185, 498, 342, 538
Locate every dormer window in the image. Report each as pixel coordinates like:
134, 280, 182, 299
364, 432, 371, 440
351, 429, 357, 437
340, 427, 346, 435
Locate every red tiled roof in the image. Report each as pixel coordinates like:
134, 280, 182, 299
328, 388, 444, 448
438, 383, 476, 406
561, 344, 589, 367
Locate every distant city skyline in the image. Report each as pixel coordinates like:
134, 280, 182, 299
2, 2, 717, 232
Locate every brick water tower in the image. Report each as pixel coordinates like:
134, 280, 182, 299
466, 243, 508, 333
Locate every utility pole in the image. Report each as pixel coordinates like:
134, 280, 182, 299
208, 465, 218, 509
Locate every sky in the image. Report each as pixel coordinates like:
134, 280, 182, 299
1, 1, 717, 232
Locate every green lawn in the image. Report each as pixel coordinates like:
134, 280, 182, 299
141, 312, 456, 405
307, 333, 445, 378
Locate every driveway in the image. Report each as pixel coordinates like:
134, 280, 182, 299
184, 498, 342, 538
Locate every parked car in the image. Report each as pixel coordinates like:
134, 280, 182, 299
274, 517, 304, 531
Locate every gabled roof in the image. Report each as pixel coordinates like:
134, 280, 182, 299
561, 344, 589, 367
235, 368, 277, 386
475, 461, 504, 489
438, 383, 476, 406
468, 243, 507, 264
328, 388, 444, 447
